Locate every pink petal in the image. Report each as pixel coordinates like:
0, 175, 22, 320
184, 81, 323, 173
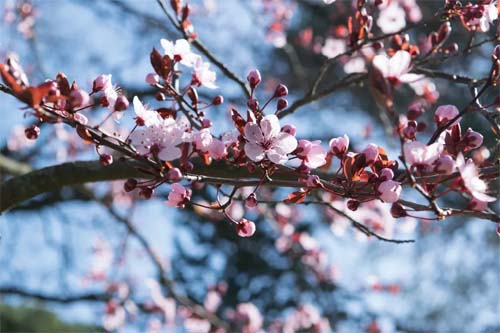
244, 122, 264, 143
389, 50, 411, 77
260, 115, 281, 141
244, 142, 265, 162
272, 132, 298, 154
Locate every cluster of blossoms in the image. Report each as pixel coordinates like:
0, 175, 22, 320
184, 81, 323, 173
3, 0, 36, 39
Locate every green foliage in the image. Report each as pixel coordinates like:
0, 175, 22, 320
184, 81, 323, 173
0, 303, 96, 333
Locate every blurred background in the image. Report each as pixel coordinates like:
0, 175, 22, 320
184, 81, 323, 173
0, 0, 499, 332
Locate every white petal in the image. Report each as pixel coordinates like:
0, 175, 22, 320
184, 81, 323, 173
158, 146, 181, 161
260, 115, 281, 141
244, 122, 264, 143
266, 150, 288, 164
389, 51, 411, 77
244, 142, 265, 162
372, 54, 390, 77
272, 132, 298, 154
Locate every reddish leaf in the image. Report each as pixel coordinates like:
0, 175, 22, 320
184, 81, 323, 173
170, 0, 181, 14
150, 48, 171, 79
18, 81, 53, 108
0, 64, 23, 94
187, 87, 198, 106
56, 72, 71, 96
231, 108, 246, 135
283, 189, 308, 204
343, 153, 366, 182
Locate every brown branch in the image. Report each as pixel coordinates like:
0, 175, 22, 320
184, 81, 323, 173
0, 286, 109, 303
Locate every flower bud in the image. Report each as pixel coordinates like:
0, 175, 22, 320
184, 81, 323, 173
329, 135, 349, 156
139, 187, 154, 199
247, 98, 259, 111
99, 154, 113, 166
347, 199, 359, 211
92, 74, 110, 93
236, 218, 256, 237
390, 203, 407, 218
69, 89, 90, 108
378, 180, 402, 203
246, 69, 261, 89
155, 92, 166, 101
276, 98, 288, 111
379, 168, 394, 181
245, 193, 258, 208
463, 128, 483, 150
145, 73, 160, 85
435, 155, 455, 175
124, 178, 138, 192
274, 84, 288, 97
281, 124, 296, 136
212, 95, 224, 105
362, 143, 379, 163
25, 125, 40, 140
434, 104, 459, 126
202, 119, 212, 128
167, 167, 183, 182
114, 95, 129, 112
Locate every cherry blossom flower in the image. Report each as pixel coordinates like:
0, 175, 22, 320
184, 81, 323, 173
244, 115, 297, 165
208, 138, 227, 160
160, 38, 197, 66
296, 140, 327, 169
321, 38, 346, 59
192, 56, 217, 89
166, 183, 192, 208
403, 140, 443, 167
133, 96, 160, 127
89, 237, 113, 280
362, 143, 379, 163
103, 301, 126, 331
373, 50, 422, 86
329, 134, 349, 156
456, 153, 496, 203
236, 218, 256, 237
435, 155, 455, 175
434, 104, 460, 126
378, 180, 402, 203
129, 119, 184, 161
377, 3, 406, 33
462, 128, 483, 150
192, 128, 213, 152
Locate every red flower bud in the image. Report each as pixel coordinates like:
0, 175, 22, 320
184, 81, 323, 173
124, 178, 138, 192
212, 95, 224, 105
114, 95, 129, 112
246, 69, 261, 89
274, 84, 288, 97
25, 125, 40, 140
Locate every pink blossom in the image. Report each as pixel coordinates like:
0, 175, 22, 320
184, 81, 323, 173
362, 143, 379, 163
456, 153, 496, 203
377, 3, 407, 33
247, 69, 261, 88
236, 303, 263, 333
373, 50, 422, 86
236, 219, 256, 237
192, 128, 213, 152
160, 38, 197, 66
103, 301, 126, 331
435, 155, 455, 175
434, 105, 460, 126
380, 168, 394, 180
244, 115, 297, 165
208, 138, 227, 160
93, 74, 111, 92
296, 140, 327, 169
462, 128, 483, 150
204, 290, 222, 313
133, 96, 160, 126
166, 183, 192, 208
193, 56, 217, 89
184, 318, 211, 333
145, 73, 160, 85
378, 180, 402, 203
321, 38, 346, 59
69, 89, 90, 108
329, 135, 349, 156
129, 119, 184, 161
403, 140, 443, 166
